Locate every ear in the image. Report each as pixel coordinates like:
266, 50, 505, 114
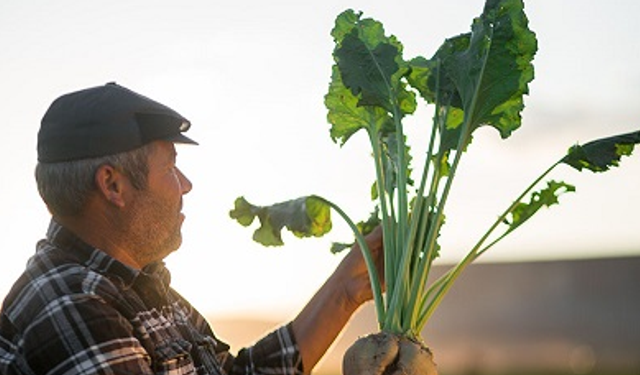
94, 165, 128, 208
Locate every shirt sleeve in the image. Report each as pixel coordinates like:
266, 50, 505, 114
20, 294, 154, 375
223, 323, 304, 375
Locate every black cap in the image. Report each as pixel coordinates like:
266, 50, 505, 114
38, 82, 198, 163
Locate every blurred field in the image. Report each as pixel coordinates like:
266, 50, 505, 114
209, 256, 640, 375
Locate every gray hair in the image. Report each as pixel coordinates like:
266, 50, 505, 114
35, 144, 153, 217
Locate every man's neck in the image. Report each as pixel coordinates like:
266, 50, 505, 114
55, 213, 145, 270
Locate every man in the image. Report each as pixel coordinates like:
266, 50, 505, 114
0, 83, 383, 374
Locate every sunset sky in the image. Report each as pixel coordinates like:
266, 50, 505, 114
1, 0, 639, 319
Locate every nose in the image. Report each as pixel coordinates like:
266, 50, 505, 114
177, 167, 193, 195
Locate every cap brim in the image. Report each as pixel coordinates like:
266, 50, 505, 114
164, 133, 199, 145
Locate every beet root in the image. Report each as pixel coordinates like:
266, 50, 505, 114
342, 332, 437, 375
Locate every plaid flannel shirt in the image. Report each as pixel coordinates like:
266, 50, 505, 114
0, 220, 303, 375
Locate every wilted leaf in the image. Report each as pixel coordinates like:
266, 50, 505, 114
229, 196, 332, 246
503, 180, 575, 232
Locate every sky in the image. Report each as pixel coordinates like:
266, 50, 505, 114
1, 0, 639, 319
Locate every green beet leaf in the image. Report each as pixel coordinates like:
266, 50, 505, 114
562, 130, 640, 172
429, 0, 537, 147
325, 65, 391, 145
325, 9, 416, 146
336, 32, 399, 110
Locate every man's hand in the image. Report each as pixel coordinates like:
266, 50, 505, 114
292, 226, 385, 374
335, 226, 385, 310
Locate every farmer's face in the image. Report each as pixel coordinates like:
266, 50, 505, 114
127, 141, 192, 265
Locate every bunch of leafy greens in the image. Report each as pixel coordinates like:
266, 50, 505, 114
230, 0, 640, 340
